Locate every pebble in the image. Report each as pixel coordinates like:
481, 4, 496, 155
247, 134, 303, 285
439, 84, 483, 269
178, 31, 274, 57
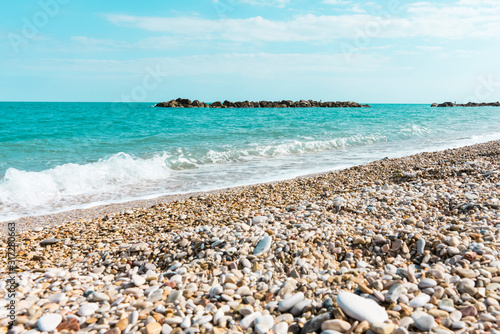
321, 319, 351, 332
417, 238, 426, 255
409, 293, 430, 308
418, 278, 437, 289
411, 311, 435, 331
145, 322, 162, 334
132, 274, 146, 286
40, 238, 61, 245
77, 303, 99, 317
337, 292, 388, 324
36, 314, 62, 332
240, 312, 261, 329
278, 292, 304, 312
386, 284, 404, 303
254, 235, 272, 255
254, 315, 274, 334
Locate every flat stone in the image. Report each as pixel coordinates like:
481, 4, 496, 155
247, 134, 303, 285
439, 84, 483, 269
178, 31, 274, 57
166, 290, 182, 304
37, 314, 62, 332
40, 238, 61, 246
254, 315, 274, 334
92, 292, 110, 302
337, 292, 388, 324
163, 317, 183, 325
132, 274, 146, 286
411, 311, 435, 331
254, 235, 272, 255
417, 238, 426, 255
460, 305, 477, 317
409, 293, 430, 308
399, 317, 413, 328
162, 324, 172, 334
386, 284, 404, 303
451, 321, 465, 329
252, 216, 268, 224
438, 298, 454, 312
241, 312, 261, 329
449, 310, 462, 322
278, 292, 304, 312
273, 322, 289, 334
56, 318, 80, 332
371, 322, 397, 334
418, 278, 437, 289
78, 303, 99, 317
116, 318, 128, 331
321, 319, 351, 332
145, 322, 162, 334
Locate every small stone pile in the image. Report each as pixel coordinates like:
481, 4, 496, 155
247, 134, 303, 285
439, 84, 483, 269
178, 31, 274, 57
155, 99, 370, 108
1, 141, 499, 334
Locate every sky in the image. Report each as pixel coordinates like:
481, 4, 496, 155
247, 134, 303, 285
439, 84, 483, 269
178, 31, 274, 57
0, 0, 499, 103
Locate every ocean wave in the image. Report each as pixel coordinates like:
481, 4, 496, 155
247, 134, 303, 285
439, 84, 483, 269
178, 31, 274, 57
0, 153, 170, 210
166, 133, 387, 168
398, 124, 431, 137
0, 133, 386, 219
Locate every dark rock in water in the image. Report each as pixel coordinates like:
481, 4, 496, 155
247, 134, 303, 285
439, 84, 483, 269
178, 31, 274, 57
155, 98, 370, 108
431, 101, 500, 107
210, 101, 223, 108
41, 238, 61, 246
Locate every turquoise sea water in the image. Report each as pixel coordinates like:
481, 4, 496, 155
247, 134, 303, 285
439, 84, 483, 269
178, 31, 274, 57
1, 102, 499, 221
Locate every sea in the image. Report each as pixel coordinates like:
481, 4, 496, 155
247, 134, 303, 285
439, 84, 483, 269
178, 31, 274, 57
1, 102, 499, 221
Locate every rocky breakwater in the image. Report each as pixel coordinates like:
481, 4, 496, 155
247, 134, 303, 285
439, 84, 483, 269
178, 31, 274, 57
431, 102, 500, 107
155, 98, 370, 108
1, 140, 500, 334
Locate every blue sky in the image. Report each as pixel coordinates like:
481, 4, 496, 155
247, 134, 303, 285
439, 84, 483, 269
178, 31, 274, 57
0, 0, 499, 103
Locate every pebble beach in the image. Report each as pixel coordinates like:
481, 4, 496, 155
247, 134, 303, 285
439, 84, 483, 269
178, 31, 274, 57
1, 140, 500, 334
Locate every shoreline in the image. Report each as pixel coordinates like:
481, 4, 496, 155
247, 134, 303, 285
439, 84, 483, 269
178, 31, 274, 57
2, 140, 499, 234
1, 170, 335, 234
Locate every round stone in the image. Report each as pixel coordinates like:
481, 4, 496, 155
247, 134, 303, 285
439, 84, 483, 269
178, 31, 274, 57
409, 293, 430, 308
132, 274, 146, 286
411, 311, 435, 331
77, 303, 99, 317
418, 278, 437, 289
37, 314, 62, 332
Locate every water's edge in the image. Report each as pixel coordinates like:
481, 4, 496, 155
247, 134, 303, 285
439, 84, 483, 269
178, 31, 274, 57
3, 139, 498, 233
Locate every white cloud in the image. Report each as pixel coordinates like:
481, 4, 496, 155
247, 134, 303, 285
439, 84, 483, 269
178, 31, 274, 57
105, 1, 500, 43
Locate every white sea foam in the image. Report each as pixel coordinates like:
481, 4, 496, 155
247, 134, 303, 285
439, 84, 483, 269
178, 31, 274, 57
0, 153, 170, 216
